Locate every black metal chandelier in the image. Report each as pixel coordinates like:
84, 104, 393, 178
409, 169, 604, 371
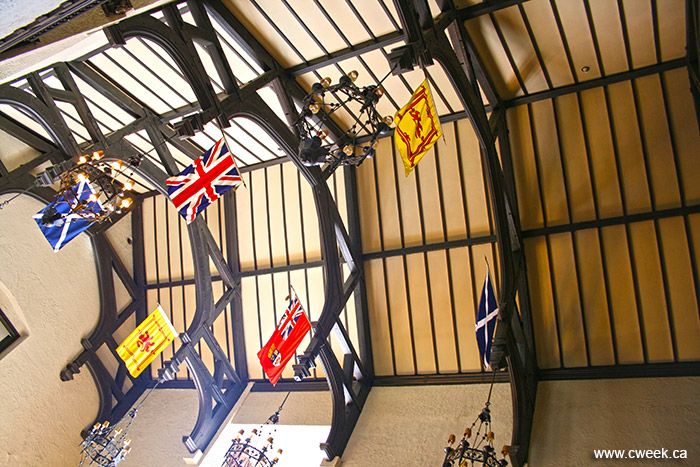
37, 151, 139, 227
443, 393, 510, 466
294, 70, 393, 172
79, 408, 137, 466
221, 396, 288, 466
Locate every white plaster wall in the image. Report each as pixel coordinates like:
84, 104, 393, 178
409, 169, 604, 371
231, 391, 332, 426
119, 388, 199, 467
0, 194, 100, 466
341, 383, 512, 467
529, 377, 700, 466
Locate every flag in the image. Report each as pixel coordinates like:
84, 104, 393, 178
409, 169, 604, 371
394, 78, 442, 176
32, 179, 101, 252
166, 139, 242, 224
476, 271, 499, 370
257, 295, 311, 385
116, 305, 178, 378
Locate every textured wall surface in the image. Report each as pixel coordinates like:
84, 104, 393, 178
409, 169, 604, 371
341, 383, 512, 466
529, 377, 700, 466
0, 194, 100, 466
119, 388, 199, 467
231, 390, 332, 426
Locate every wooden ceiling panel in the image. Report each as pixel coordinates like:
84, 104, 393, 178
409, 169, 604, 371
573, 228, 615, 367
600, 224, 645, 365
491, 6, 549, 95
657, 217, 700, 361
447, 246, 481, 372
628, 220, 674, 363
383, 255, 416, 376
415, 146, 446, 245
524, 236, 561, 370
365, 258, 395, 376
521, 0, 573, 88
404, 252, 438, 374
552, 93, 596, 224
507, 105, 544, 230
434, 122, 468, 242
426, 249, 460, 374
529, 99, 569, 227
553, 0, 601, 82
663, 69, 700, 205
606, 81, 652, 215
636, 74, 681, 211
657, 0, 686, 61
548, 232, 588, 368
621, 0, 657, 69
578, 87, 624, 219
588, 0, 629, 75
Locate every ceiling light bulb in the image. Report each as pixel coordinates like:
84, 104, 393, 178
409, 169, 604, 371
92, 151, 102, 160
123, 181, 134, 190
347, 70, 358, 82
383, 115, 393, 125
309, 103, 320, 114
374, 86, 384, 97
317, 129, 329, 140
320, 77, 331, 87
78, 156, 88, 164
76, 173, 87, 182
343, 145, 354, 155
120, 198, 132, 209
88, 194, 98, 203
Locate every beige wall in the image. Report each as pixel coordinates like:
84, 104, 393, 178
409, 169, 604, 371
342, 383, 513, 466
529, 377, 700, 466
0, 194, 100, 466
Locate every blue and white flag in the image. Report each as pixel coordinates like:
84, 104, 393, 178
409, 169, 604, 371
476, 271, 499, 369
32, 180, 100, 252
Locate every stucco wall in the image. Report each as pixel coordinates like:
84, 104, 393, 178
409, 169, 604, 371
341, 383, 513, 466
529, 377, 700, 466
0, 194, 100, 466
119, 388, 199, 467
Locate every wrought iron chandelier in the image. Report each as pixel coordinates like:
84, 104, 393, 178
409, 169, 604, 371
221, 395, 287, 466
294, 70, 393, 172
443, 371, 510, 467
79, 408, 137, 466
37, 151, 139, 227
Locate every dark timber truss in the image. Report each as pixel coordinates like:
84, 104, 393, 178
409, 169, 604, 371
2, 0, 698, 465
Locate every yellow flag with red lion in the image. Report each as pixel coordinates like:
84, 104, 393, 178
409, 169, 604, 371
394, 79, 442, 176
116, 305, 177, 378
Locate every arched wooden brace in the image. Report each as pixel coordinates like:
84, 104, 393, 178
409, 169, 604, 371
0, 83, 79, 158
103, 3, 229, 125
0, 81, 152, 435
231, 93, 373, 460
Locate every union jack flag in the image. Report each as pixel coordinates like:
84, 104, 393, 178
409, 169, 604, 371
281, 297, 304, 340
166, 139, 242, 223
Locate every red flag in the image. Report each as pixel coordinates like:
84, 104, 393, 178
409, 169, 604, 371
257, 295, 311, 385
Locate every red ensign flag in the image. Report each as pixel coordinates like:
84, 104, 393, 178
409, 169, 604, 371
257, 295, 311, 385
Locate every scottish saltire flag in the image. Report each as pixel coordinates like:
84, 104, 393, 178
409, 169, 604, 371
165, 139, 242, 224
476, 272, 499, 369
32, 179, 100, 252
257, 294, 311, 385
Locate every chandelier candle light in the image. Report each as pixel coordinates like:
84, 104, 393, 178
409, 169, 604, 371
294, 70, 393, 172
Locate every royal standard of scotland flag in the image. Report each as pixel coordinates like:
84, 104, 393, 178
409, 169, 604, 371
165, 139, 242, 224
32, 180, 100, 252
476, 272, 499, 370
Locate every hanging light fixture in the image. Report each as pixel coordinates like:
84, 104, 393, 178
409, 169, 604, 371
294, 70, 392, 172
79, 408, 136, 466
36, 151, 141, 227
221, 394, 289, 466
443, 371, 510, 467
